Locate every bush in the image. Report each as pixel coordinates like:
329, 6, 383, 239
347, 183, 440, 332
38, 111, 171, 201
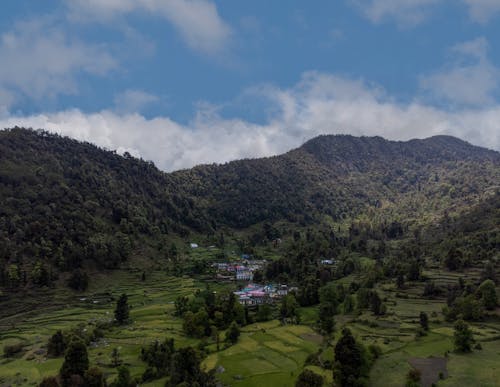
295, 369, 323, 387
368, 344, 382, 360
406, 368, 421, 387
39, 376, 60, 387
4, 342, 24, 357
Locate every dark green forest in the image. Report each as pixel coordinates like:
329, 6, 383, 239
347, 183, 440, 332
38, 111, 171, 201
0, 127, 498, 292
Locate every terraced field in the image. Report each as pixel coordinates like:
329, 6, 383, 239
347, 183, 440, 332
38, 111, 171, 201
202, 320, 325, 387
0, 270, 203, 386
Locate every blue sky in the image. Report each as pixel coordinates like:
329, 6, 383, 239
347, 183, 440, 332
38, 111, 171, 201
1, 0, 500, 170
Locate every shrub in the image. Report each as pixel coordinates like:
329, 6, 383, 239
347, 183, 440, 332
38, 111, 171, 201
4, 342, 24, 357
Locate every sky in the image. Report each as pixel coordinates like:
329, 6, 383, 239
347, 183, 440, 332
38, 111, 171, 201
1, 0, 500, 171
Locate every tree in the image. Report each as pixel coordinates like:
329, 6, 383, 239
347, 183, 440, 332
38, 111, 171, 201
111, 347, 122, 367
444, 248, 463, 271
60, 338, 89, 385
318, 302, 336, 334
225, 321, 240, 344
295, 369, 324, 387
256, 304, 272, 322
85, 367, 106, 387
47, 330, 66, 357
111, 366, 132, 387
253, 270, 264, 283
356, 288, 371, 309
454, 319, 474, 352
406, 368, 421, 387
298, 276, 320, 306
343, 295, 354, 314
114, 294, 129, 324
174, 295, 189, 317
370, 292, 385, 315
334, 328, 364, 386
319, 282, 339, 308
169, 347, 215, 387
211, 326, 220, 351
444, 295, 484, 321
481, 261, 497, 284
407, 260, 421, 281
67, 269, 89, 291
39, 376, 60, 387
280, 294, 300, 323
419, 312, 429, 331
396, 272, 405, 289
477, 279, 498, 310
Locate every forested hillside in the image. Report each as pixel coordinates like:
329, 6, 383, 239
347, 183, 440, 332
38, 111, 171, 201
172, 134, 499, 228
0, 128, 498, 292
0, 128, 210, 289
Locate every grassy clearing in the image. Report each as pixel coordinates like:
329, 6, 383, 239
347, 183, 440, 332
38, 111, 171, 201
202, 321, 321, 387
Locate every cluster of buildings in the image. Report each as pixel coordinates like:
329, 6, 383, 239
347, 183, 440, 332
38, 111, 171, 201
234, 283, 294, 306
213, 258, 266, 281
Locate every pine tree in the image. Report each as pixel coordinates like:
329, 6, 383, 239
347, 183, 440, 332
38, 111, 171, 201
226, 322, 240, 344
114, 294, 129, 324
47, 330, 66, 357
85, 367, 106, 387
419, 311, 429, 331
60, 338, 89, 385
334, 328, 363, 387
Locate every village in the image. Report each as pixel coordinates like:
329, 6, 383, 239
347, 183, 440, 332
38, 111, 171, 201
209, 255, 299, 306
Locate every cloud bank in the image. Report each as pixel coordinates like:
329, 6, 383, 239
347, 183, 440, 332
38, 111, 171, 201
1, 72, 499, 172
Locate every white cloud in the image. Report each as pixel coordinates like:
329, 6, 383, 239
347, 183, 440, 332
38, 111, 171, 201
352, 0, 442, 26
352, 0, 500, 25
1, 72, 499, 172
114, 89, 158, 113
66, 0, 231, 55
419, 37, 500, 106
0, 18, 116, 109
463, 0, 500, 23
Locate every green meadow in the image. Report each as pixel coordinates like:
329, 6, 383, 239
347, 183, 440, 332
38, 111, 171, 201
202, 320, 324, 387
0, 270, 203, 385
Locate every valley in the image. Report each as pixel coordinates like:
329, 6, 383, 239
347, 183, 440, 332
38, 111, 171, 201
0, 129, 499, 386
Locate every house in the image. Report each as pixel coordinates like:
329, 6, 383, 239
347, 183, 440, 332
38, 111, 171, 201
236, 269, 253, 281
190, 243, 199, 249
321, 259, 335, 265
234, 283, 291, 305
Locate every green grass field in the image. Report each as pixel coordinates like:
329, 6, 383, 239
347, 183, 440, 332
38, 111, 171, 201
0, 270, 203, 385
202, 320, 323, 387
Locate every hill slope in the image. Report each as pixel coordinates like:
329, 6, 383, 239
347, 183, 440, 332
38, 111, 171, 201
172, 134, 499, 227
0, 128, 210, 288
0, 128, 499, 290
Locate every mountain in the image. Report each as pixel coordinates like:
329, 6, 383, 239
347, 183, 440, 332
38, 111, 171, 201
172, 134, 499, 227
0, 128, 499, 290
